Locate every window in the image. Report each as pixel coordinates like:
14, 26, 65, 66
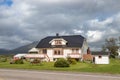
98, 55, 102, 58
55, 40, 62, 45
72, 48, 79, 53
54, 51, 57, 55
43, 49, 47, 54
58, 50, 61, 55
54, 50, 62, 55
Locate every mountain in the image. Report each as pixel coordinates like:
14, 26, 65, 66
0, 49, 10, 55
0, 41, 39, 55
11, 41, 39, 54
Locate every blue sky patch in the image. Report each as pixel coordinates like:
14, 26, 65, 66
0, 0, 13, 6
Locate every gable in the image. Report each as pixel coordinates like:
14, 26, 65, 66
36, 35, 85, 48
49, 38, 67, 46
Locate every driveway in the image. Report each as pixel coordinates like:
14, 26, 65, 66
0, 69, 120, 80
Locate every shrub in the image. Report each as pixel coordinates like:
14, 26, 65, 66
14, 59, 24, 64
83, 60, 92, 63
110, 54, 115, 58
54, 58, 70, 67
67, 58, 77, 65
0, 58, 7, 62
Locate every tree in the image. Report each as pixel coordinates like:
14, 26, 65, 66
102, 37, 119, 58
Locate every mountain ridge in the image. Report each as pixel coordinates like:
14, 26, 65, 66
0, 41, 39, 55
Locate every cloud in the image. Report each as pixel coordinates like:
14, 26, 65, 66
73, 29, 84, 34
0, 0, 120, 50
86, 30, 104, 43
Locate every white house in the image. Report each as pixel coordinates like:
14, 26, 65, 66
35, 34, 88, 62
92, 52, 109, 64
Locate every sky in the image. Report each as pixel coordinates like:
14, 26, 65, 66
0, 0, 120, 51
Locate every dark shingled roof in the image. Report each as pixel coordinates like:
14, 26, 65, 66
36, 35, 85, 48
92, 51, 109, 55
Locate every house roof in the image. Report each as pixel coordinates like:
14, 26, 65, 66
28, 48, 39, 52
91, 51, 109, 55
36, 35, 85, 48
14, 54, 27, 58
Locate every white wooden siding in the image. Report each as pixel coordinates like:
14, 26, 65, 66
94, 56, 109, 64
47, 49, 53, 61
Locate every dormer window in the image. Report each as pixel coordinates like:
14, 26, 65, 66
55, 40, 62, 45
49, 38, 67, 46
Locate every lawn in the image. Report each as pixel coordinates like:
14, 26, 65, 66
0, 59, 120, 74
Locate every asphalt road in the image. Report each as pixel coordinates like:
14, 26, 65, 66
0, 69, 120, 80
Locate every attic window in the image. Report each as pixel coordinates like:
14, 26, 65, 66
55, 40, 62, 45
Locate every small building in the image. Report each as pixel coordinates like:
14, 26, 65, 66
13, 54, 27, 60
92, 52, 109, 64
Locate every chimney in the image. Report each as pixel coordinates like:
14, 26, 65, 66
56, 33, 59, 37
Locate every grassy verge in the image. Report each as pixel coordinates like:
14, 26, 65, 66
0, 59, 120, 74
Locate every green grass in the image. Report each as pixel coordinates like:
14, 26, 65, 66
0, 59, 120, 74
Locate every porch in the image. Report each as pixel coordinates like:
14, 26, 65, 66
67, 53, 81, 58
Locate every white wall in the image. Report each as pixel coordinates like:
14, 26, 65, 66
81, 39, 88, 54
41, 48, 82, 61
51, 41, 55, 45
79, 49, 82, 54
47, 49, 53, 61
63, 49, 72, 57
61, 41, 66, 45
63, 48, 82, 59
94, 56, 109, 64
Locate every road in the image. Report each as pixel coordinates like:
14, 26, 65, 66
0, 69, 120, 80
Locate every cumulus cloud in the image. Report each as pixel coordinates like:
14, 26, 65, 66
0, 0, 120, 50
86, 30, 104, 43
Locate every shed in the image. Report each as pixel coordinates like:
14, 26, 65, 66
14, 54, 27, 60
92, 52, 109, 64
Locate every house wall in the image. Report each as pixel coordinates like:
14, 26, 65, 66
81, 39, 88, 54
37, 48, 83, 61
63, 48, 82, 54
63, 49, 72, 57
94, 55, 109, 64
47, 49, 53, 61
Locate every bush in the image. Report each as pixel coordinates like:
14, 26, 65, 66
67, 58, 77, 65
110, 54, 115, 58
83, 60, 92, 63
54, 58, 70, 67
0, 58, 7, 62
14, 59, 24, 64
